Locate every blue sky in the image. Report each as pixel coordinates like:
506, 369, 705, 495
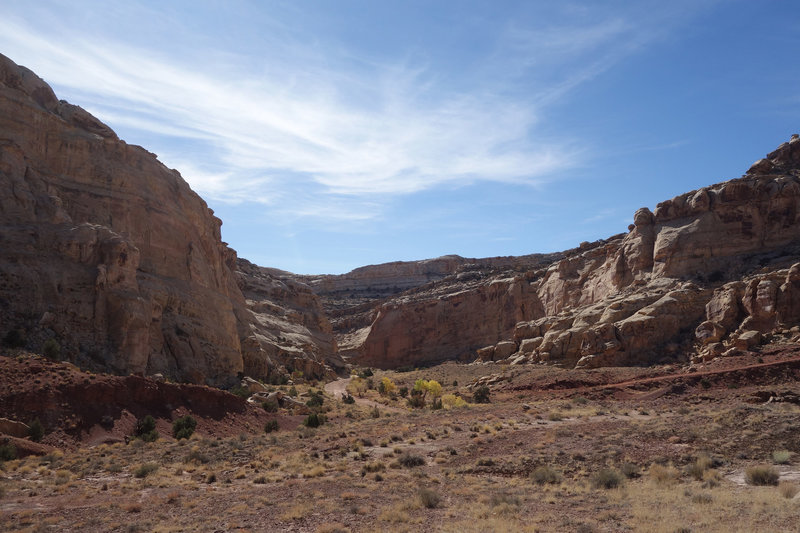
2, 1, 799, 274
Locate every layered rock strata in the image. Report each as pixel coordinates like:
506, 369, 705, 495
0, 54, 338, 384
339, 136, 800, 369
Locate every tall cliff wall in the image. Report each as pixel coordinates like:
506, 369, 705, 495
0, 54, 339, 384
341, 136, 800, 369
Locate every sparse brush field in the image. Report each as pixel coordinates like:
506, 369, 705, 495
2, 350, 800, 532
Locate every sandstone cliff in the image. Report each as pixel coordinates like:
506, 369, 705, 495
330, 136, 800, 370
0, 54, 338, 384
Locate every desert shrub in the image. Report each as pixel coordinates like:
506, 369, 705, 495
184, 448, 210, 464
172, 415, 197, 440
649, 464, 680, 485
621, 462, 640, 479
592, 468, 624, 489
772, 450, 791, 465
441, 394, 467, 409
347, 377, 368, 398
28, 418, 45, 442
3, 329, 26, 348
303, 413, 326, 428
407, 392, 425, 409
268, 373, 289, 385
686, 454, 712, 481
398, 452, 425, 468
472, 385, 491, 404
547, 411, 564, 421
398, 386, 409, 398
378, 377, 396, 396
431, 398, 442, 410
229, 385, 251, 399
264, 420, 279, 433
0, 441, 16, 462
134, 415, 158, 442
358, 368, 373, 378
745, 465, 779, 486
778, 481, 799, 499
288, 386, 298, 397
42, 338, 60, 359
342, 393, 356, 404
531, 465, 561, 485
370, 406, 381, 418
306, 390, 324, 408
262, 399, 279, 412
417, 488, 441, 509
692, 492, 713, 504
133, 462, 158, 478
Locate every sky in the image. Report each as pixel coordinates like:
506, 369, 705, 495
1, 1, 799, 274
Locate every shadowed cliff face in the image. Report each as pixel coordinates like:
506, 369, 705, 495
317, 136, 800, 370
0, 54, 339, 384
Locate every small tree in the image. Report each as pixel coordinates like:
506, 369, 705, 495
303, 413, 326, 428
134, 415, 158, 442
42, 339, 60, 359
378, 377, 396, 396
473, 385, 491, 404
28, 418, 45, 442
172, 415, 197, 440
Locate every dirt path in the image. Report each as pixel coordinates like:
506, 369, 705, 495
324, 377, 406, 413
514, 354, 800, 398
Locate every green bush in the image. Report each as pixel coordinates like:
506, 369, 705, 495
306, 390, 324, 408
261, 399, 279, 412
172, 415, 197, 440
531, 465, 561, 485
27, 418, 45, 442
264, 420, 279, 433
0, 441, 16, 462
342, 393, 356, 404
473, 385, 491, 404
398, 386, 409, 398
592, 468, 624, 489
134, 415, 158, 442
42, 338, 60, 359
3, 329, 26, 348
303, 413, 326, 428
745, 465, 779, 486
229, 385, 251, 399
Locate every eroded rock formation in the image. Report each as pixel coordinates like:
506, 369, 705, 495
329, 135, 800, 370
0, 54, 339, 384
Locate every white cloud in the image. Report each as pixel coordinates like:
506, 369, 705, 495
0, 2, 706, 220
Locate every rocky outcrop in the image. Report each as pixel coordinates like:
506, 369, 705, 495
235, 259, 342, 380
340, 135, 800, 370
475, 135, 800, 369
0, 54, 338, 384
349, 274, 544, 368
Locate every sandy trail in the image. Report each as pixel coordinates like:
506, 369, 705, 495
324, 377, 406, 413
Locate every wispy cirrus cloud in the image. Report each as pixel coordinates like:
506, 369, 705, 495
0, 1, 706, 222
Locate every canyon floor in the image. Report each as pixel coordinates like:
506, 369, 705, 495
2, 346, 800, 532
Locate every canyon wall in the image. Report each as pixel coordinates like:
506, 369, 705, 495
336, 136, 800, 369
0, 54, 339, 384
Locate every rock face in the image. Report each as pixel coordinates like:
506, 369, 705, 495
0, 54, 338, 384
235, 259, 341, 380
328, 135, 800, 370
